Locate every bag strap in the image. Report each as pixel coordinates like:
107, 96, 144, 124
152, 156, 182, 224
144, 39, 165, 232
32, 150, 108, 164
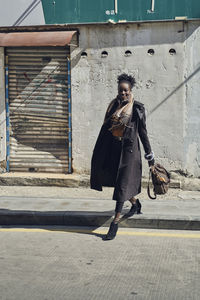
147, 169, 157, 200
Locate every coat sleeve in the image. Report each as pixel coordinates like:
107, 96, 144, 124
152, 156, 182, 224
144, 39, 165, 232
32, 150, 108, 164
137, 106, 153, 157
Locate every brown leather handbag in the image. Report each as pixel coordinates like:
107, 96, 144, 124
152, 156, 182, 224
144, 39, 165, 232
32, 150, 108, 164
147, 163, 171, 199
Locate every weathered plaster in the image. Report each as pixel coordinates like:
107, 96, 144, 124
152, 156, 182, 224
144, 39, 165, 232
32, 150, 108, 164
71, 22, 193, 176
0, 47, 6, 167
184, 25, 200, 176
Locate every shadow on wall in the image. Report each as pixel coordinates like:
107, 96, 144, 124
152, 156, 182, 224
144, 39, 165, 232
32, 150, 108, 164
149, 64, 200, 115
71, 46, 200, 116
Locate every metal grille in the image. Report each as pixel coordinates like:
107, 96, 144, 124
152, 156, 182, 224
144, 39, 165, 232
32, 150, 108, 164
6, 47, 70, 173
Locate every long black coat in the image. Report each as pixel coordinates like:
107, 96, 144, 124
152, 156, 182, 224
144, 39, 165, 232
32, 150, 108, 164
90, 99, 152, 203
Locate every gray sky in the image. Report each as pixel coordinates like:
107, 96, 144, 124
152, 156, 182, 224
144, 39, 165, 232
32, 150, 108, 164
0, 0, 45, 26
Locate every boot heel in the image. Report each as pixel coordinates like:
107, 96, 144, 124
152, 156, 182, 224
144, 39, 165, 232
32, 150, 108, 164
103, 222, 118, 240
136, 199, 142, 214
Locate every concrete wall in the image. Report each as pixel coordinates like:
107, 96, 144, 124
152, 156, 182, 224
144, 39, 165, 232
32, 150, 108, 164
184, 24, 200, 177
0, 20, 199, 177
71, 21, 200, 177
0, 48, 6, 170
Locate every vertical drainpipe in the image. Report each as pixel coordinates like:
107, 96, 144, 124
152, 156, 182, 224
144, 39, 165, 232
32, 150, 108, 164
5, 55, 10, 172
151, 0, 155, 12
67, 57, 72, 173
114, 0, 118, 14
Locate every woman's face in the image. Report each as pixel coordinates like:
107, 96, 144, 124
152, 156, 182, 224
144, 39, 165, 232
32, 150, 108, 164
118, 81, 131, 101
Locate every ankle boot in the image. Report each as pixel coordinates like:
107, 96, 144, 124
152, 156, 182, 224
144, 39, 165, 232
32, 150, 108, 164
128, 199, 142, 216
103, 222, 118, 240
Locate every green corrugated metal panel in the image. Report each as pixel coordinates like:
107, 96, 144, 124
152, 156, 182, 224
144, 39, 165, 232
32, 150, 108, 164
42, 0, 114, 24
41, 0, 200, 24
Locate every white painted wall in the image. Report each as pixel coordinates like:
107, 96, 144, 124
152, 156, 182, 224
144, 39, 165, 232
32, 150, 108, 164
71, 21, 200, 177
0, 48, 6, 169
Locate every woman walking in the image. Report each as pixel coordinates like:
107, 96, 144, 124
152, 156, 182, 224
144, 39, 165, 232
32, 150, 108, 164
90, 73, 154, 240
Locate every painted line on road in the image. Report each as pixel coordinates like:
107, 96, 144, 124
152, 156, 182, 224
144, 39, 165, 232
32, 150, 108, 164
0, 228, 200, 238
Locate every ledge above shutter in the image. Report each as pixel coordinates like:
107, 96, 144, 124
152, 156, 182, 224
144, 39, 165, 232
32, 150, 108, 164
0, 31, 78, 47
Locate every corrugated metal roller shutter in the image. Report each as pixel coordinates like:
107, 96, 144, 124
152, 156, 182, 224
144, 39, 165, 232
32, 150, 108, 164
6, 46, 70, 173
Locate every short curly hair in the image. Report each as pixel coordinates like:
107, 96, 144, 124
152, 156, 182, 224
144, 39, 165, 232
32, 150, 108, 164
117, 73, 136, 89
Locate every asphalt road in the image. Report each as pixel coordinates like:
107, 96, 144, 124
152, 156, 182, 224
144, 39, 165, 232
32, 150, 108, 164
0, 226, 200, 300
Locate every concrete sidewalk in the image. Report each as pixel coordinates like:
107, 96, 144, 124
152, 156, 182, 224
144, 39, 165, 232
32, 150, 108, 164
0, 186, 200, 230
0, 171, 200, 190
0, 172, 181, 188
